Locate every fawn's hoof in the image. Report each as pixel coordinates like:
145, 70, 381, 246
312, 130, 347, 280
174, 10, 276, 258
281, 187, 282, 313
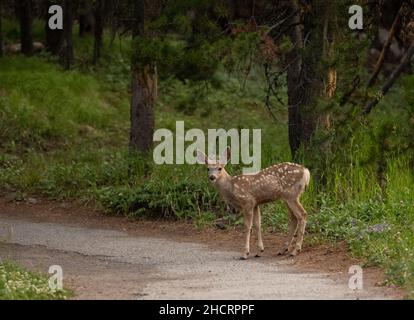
255, 250, 264, 258
240, 253, 249, 260
277, 248, 288, 256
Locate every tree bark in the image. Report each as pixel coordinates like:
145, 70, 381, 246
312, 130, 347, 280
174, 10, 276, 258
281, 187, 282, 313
322, 5, 336, 132
93, 0, 103, 64
284, 0, 318, 160
44, 0, 63, 55
129, 65, 157, 154
129, 0, 157, 154
363, 41, 414, 115
0, 0, 3, 57
62, 0, 74, 69
78, 14, 87, 37
18, 0, 33, 56
285, 0, 303, 158
79, 5, 94, 37
14, 0, 20, 19
323, 14, 337, 100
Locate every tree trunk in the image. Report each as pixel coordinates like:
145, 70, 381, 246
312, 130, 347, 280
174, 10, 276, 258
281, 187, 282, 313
0, 0, 3, 57
18, 0, 33, 56
14, 0, 20, 19
62, 0, 74, 69
285, 0, 319, 159
285, 1, 303, 159
79, 6, 94, 37
93, 0, 103, 64
44, 0, 63, 55
79, 13, 87, 37
129, 0, 157, 154
322, 5, 336, 131
129, 65, 157, 154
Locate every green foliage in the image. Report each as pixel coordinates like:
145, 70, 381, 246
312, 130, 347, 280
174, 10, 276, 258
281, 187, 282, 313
310, 198, 414, 297
2, 19, 44, 44
128, 0, 265, 83
96, 178, 224, 220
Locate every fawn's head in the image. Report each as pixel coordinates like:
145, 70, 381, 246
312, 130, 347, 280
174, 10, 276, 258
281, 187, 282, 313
197, 147, 231, 183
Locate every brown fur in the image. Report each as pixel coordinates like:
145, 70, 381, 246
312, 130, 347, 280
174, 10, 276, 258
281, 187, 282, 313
198, 147, 310, 259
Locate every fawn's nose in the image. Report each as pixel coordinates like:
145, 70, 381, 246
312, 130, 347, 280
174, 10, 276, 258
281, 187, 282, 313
209, 176, 216, 181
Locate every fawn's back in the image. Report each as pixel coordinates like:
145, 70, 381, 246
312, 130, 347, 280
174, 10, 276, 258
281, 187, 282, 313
228, 163, 310, 206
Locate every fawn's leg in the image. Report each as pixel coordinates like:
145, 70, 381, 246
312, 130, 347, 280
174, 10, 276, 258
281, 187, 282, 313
286, 199, 308, 256
241, 209, 254, 260
278, 206, 298, 255
253, 206, 264, 257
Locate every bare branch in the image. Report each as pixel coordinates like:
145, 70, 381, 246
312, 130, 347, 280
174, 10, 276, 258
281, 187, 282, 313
363, 41, 414, 115
367, 4, 404, 88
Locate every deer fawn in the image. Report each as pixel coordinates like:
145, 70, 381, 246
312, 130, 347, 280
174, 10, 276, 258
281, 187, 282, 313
197, 147, 310, 259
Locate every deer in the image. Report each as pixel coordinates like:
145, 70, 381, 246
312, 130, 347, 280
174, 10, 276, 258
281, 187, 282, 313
197, 147, 310, 260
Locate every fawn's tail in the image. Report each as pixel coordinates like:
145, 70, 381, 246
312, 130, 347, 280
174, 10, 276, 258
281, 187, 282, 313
303, 168, 311, 189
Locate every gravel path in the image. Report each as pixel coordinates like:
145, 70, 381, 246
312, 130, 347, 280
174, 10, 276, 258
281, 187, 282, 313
0, 217, 398, 300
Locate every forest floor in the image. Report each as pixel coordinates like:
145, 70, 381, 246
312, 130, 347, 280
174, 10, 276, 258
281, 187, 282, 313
0, 196, 404, 300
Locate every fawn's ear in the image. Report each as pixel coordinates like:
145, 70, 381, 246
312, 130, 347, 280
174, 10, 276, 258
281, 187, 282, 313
220, 147, 231, 165
196, 150, 208, 164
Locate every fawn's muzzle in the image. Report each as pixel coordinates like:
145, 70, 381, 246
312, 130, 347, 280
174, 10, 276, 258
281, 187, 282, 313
209, 176, 216, 181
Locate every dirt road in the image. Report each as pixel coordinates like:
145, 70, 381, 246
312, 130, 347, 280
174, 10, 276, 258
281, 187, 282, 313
0, 201, 402, 300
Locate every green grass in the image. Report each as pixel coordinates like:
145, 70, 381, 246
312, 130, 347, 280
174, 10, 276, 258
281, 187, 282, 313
0, 262, 71, 300
2, 19, 45, 44
0, 51, 288, 198
0, 33, 414, 298
0, 55, 129, 198
0, 56, 127, 149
